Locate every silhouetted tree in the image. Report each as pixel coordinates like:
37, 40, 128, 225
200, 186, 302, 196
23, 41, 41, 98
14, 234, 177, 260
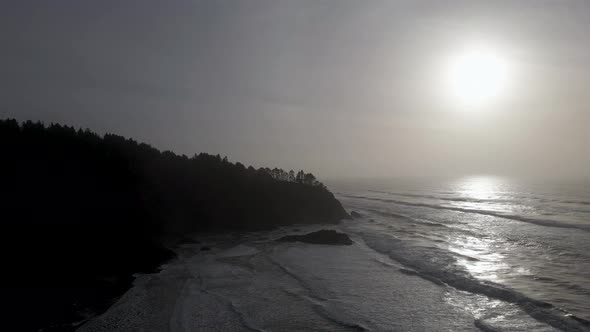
296, 170, 305, 183
304, 172, 317, 186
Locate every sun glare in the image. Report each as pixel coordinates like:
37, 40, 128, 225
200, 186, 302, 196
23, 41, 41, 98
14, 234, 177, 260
446, 46, 511, 107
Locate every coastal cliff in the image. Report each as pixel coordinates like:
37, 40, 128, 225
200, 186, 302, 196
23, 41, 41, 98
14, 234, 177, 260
0, 119, 349, 331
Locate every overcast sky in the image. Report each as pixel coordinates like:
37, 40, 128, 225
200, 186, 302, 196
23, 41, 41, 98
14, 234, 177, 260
2, 0, 590, 179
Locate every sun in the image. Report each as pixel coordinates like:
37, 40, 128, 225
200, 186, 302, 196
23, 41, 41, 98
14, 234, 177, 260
445, 46, 511, 107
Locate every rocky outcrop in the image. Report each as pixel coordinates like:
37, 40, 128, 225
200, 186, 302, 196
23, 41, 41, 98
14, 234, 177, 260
350, 211, 362, 219
277, 230, 353, 245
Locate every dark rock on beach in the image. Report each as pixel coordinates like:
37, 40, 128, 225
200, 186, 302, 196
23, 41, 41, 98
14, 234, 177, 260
350, 211, 362, 218
277, 230, 353, 245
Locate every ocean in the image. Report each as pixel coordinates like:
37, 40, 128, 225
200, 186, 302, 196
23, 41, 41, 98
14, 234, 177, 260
80, 176, 590, 332
336, 176, 590, 330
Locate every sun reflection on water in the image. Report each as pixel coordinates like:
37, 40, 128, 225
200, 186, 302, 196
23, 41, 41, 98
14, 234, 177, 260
447, 176, 513, 282
454, 176, 505, 201
449, 235, 508, 282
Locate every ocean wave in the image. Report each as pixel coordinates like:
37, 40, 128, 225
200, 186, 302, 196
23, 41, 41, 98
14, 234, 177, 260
344, 194, 590, 232
359, 208, 453, 228
561, 200, 590, 206
525, 275, 590, 296
473, 318, 502, 332
268, 257, 326, 300
270, 259, 369, 331
347, 206, 484, 241
369, 190, 514, 204
371, 190, 590, 210
308, 301, 369, 332
356, 231, 590, 332
397, 267, 446, 286
226, 299, 266, 332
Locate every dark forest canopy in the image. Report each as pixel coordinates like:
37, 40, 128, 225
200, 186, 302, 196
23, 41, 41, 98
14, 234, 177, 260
0, 118, 349, 331
0, 119, 348, 231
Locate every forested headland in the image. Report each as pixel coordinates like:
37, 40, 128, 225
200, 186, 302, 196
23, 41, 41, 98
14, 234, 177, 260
0, 119, 349, 331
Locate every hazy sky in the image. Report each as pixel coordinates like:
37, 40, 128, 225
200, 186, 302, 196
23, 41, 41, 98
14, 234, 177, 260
2, 1, 590, 179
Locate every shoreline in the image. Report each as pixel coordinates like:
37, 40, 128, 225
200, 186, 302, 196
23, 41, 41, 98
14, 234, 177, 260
39, 225, 349, 331
77, 222, 568, 332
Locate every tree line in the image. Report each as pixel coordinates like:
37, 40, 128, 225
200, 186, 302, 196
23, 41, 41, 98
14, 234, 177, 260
263, 168, 323, 187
